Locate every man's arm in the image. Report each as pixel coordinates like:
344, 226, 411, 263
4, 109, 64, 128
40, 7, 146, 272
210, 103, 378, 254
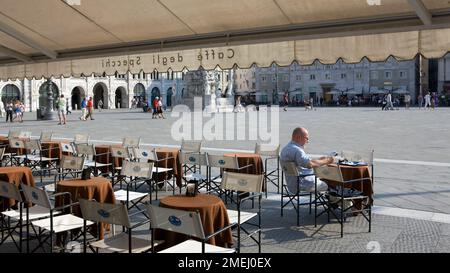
306, 156, 334, 168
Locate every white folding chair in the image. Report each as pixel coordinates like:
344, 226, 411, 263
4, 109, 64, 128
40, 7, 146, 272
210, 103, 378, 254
74, 143, 112, 177
0, 181, 25, 252
314, 165, 372, 237
147, 205, 236, 253
21, 184, 93, 253
79, 199, 162, 253
73, 134, 90, 144
221, 172, 263, 253
255, 143, 280, 197
114, 161, 153, 211
40, 132, 53, 142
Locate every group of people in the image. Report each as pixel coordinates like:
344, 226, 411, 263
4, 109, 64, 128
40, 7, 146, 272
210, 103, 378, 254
417, 92, 438, 110
0, 99, 25, 123
151, 96, 165, 119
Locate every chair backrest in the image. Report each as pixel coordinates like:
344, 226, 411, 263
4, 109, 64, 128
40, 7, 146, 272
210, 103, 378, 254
255, 143, 280, 157
207, 154, 239, 169
221, 172, 264, 193
181, 152, 208, 166
18, 131, 32, 140
120, 160, 153, 178
61, 142, 75, 154
122, 137, 141, 148
24, 139, 41, 151
280, 161, 298, 177
60, 155, 85, 170
181, 140, 202, 153
75, 143, 95, 156
147, 205, 205, 240
8, 130, 20, 139
0, 181, 23, 202
21, 183, 52, 209
110, 146, 131, 159
340, 150, 374, 165
74, 134, 90, 144
40, 131, 53, 142
132, 148, 157, 161
79, 199, 131, 228
313, 165, 343, 182
0, 147, 5, 160
9, 138, 26, 149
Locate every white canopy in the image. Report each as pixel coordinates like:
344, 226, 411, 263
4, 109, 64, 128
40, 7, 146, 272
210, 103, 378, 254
0, 0, 450, 80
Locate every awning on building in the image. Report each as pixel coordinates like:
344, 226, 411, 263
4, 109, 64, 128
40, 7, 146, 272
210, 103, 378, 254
0, 0, 450, 80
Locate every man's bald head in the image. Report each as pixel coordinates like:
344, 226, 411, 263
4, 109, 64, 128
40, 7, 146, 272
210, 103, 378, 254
292, 127, 309, 146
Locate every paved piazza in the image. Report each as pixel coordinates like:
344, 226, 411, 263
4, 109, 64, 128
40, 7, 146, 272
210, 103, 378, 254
1, 107, 450, 253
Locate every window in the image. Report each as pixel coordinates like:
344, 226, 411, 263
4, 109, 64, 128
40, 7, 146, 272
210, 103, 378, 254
325, 73, 331, 80
283, 74, 289, 82
370, 71, 379, 80
272, 75, 277, 82
261, 75, 267, 82
399, 71, 407, 79
310, 74, 316, 80
356, 73, 363, 80
296, 75, 302, 81
385, 71, 392, 79
341, 73, 347, 79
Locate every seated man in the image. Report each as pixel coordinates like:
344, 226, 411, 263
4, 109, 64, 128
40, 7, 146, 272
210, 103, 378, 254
280, 127, 334, 194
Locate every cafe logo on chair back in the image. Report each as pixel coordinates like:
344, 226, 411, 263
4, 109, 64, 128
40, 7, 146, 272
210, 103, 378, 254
32, 191, 39, 200
15, 142, 20, 147
168, 215, 182, 226
142, 151, 148, 157
189, 156, 196, 163
117, 150, 123, 156
218, 159, 226, 165
238, 179, 248, 187
97, 209, 110, 218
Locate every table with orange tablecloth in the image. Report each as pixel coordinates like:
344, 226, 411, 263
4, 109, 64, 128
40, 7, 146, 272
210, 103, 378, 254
0, 166, 35, 211
223, 153, 264, 191
94, 144, 123, 173
154, 147, 182, 188
56, 176, 116, 239
40, 141, 67, 160
156, 194, 233, 249
323, 164, 373, 208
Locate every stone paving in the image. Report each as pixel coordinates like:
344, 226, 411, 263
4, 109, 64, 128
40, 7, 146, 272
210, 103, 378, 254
0, 107, 449, 253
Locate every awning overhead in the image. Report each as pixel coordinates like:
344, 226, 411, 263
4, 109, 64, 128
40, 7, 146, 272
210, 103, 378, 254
0, 0, 450, 80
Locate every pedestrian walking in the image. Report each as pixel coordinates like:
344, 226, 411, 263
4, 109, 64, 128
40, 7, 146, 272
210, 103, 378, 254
404, 94, 411, 109
98, 99, 103, 112
424, 92, 431, 109
79, 97, 87, 120
56, 94, 67, 125
85, 97, 95, 120
283, 91, 289, 111
5, 101, 13, 122
0, 100, 4, 118
66, 98, 72, 115
418, 94, 423, 109
158, 98, 166, 119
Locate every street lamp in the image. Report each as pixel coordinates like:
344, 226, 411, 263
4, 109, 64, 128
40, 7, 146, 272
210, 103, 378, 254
42, 78, 57, 120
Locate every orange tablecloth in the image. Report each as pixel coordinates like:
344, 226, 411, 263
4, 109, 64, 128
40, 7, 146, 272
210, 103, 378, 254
41, 141, 65, 160
154, 147, 181, 187
157, 194, 233, 249
56, 177, 115, 239
223, 153, 264, 175
0, 166, 35, 211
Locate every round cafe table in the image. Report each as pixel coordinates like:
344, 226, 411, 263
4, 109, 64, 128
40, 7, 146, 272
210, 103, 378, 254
157, 194, 233, 249
56, 176, 116, 239
0, 166, 35, 211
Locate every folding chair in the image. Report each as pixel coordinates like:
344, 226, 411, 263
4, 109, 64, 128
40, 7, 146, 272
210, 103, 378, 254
73, 134, 90, 144
79, 199, 162, 253
147, 205, 236, 253
45, 155, 86, 193
0, 147, 5, 166
122, 137, 141, 149
8, 138, 27, 166
221, 172, 263, 253
21, 184, 93, 253
207, 154, 252, 204
114, 161, 153, 211
132, 147, 176, 196
24, 140, 59, 185
110, 146, 131, 187
180, 152, 209, 193
314, 165, 372, 237
280, 161, 327, 226
39, 132, 53, 142
0, 181, 25, 252
180, 140, 202, 175
255, 143, 280, 197
74, 143, 112, 177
